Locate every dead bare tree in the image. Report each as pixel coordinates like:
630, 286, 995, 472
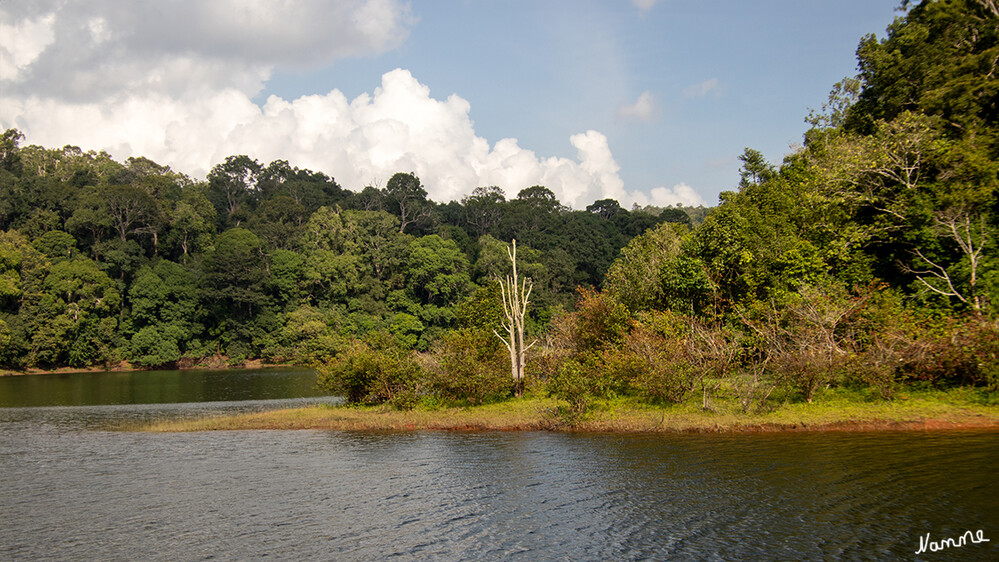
494, 239, 536, 396
908, 207, 989, 313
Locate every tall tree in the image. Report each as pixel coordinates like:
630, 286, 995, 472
207, 155, 262, 227
385, 172, 432, 233
462, 186, 506, 236
494, 239, 535, 396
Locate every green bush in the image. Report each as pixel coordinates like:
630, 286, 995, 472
546, 358, 594, 421
315, 331, 424, 406
130, 325, 182, 368
426, 328, 511, 404
629, 358, 696, 405
623, 311, 697, 404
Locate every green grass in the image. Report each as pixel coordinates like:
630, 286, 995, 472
133, 385, 999, 433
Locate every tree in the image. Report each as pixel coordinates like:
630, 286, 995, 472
344, 209, 411, 284
32, 230, 76, 261
247, 195, 307, 250
516, 185, 563, 213
557, 210, 626, 287
167, 184, 216, 262
462, 186, 505, 236
604, 221, 687, 312
908, 206, 990, 312
494, 239, 536, 396
586, 198, 624, 220
349, 185, 386, 212
298, 206, 363, 303
207, 155, 262, 227
257, 159, 345, 212
0, 129, 24, 176
103, 184, 161, 243
27, 256, 121, 367
738, 148, 777, 189
385, 172, 432, 233
406, 235, 470, 306
201, 228, 269, 322
473, 234, 546, 284
66, 186, 112, 250
846, 0, 999, 148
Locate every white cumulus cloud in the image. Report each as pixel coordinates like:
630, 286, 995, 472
649, 183, 704, 207
0, 12, 56, 79
0, 0, 414, 101
0, 0, 703, 210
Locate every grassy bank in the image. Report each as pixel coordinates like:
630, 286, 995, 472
136, 386, 999, 433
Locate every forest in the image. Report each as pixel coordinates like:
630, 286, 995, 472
0, 123, 699, 370
1, 0, 997, 414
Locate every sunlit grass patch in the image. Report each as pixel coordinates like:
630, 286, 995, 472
132, 386, 999, 433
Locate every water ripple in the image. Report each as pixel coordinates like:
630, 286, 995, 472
1, 409, 997, 560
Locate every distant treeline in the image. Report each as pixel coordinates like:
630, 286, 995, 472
0, 128, 701, 369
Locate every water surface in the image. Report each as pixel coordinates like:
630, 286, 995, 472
1, 370, 996, 560
0, 366, 322, 408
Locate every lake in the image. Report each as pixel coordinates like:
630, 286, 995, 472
1, 368, 996, 560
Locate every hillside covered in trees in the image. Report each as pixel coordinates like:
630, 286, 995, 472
0, 125, 698, 370
2, 0, 997, 413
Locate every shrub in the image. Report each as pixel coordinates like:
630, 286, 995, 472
847, 336, 904, 400
897, 316, 999, 389
624, 311, 697, 404
130, 325, 181, 368
687, 320, 742, 410
738, 281, 865, 402
732, 366, 778, 413
315, 331, 424, 406
426, 328, 511, 404
546, 358, 595, 423
629, 360, 696, 405
565, 287, 630, 354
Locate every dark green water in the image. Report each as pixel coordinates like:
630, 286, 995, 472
1, 370, 996, 560
0, 367, 323, 407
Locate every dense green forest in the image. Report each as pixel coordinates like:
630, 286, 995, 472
3, 0, 997, 413
0, 120, 698, 369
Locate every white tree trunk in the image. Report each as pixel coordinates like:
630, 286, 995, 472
494, 239, 535, 396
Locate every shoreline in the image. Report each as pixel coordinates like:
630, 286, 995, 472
134, 396, 999, 434
0, 359, 302, 377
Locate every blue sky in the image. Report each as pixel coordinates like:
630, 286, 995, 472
1, 0, 901, 208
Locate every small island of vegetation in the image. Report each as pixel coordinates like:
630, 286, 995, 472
5, 1, 999, 433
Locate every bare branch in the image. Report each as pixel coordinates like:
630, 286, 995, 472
494, 239, 534, 395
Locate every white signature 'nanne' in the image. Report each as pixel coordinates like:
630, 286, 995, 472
915, 529, 990, 554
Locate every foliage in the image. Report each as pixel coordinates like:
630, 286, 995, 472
315, 332, 425, 407
425, 327, 511, 404
562, 287, 630, 354
603, 221, 687, 312
738, 282, 867, 403
545, 358, 598, 423
896, 315, 999, 390
620, 311, 697, 404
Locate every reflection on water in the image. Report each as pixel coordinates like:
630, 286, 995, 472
0, 367, 323, 408
1, 370, 996, 560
